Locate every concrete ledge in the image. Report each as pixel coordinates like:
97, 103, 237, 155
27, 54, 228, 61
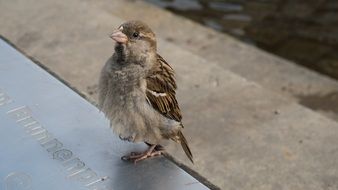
98, 0, 338, 122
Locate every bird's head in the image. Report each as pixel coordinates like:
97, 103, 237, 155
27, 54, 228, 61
110, 20, 157, 64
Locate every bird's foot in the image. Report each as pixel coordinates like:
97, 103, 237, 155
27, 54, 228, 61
121, 145, 164, 164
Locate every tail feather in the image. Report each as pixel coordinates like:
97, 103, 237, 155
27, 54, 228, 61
177, 131, 194, 164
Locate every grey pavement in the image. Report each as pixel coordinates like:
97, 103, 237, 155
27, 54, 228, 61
1, 0, 338, 189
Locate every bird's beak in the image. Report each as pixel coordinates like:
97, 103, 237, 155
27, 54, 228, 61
110, 30, 128, 44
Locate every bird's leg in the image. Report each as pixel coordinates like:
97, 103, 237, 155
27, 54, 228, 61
121, 144, 164, 164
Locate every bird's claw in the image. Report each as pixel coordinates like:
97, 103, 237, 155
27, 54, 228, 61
121, 149, 164, 164
121, 155, 130, 161
130, 152, 138, 156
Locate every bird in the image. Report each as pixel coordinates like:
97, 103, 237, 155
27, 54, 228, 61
98, 20, 193, 164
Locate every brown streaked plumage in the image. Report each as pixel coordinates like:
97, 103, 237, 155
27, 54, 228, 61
99, 20, 193, 163
146, 54, 181, 122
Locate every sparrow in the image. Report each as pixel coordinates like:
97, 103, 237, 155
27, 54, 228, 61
98, 20, 193, 163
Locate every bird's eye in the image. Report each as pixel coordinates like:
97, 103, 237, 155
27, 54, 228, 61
133, 32, 139, 38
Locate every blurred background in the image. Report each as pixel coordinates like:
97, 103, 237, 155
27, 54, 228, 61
1, 0, 338, 189
146, 0, 338, 80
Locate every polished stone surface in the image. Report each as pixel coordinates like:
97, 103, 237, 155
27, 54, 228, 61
0, 39, 209, 190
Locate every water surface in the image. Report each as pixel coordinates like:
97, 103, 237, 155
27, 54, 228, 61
146, 0, 338, 80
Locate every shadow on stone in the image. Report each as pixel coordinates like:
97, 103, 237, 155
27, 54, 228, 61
297, 91, 338, 115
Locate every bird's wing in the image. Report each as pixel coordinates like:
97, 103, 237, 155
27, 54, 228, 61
145, 54, 182, 122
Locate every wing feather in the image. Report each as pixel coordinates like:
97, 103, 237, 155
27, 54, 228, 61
146, 54, 182, 122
